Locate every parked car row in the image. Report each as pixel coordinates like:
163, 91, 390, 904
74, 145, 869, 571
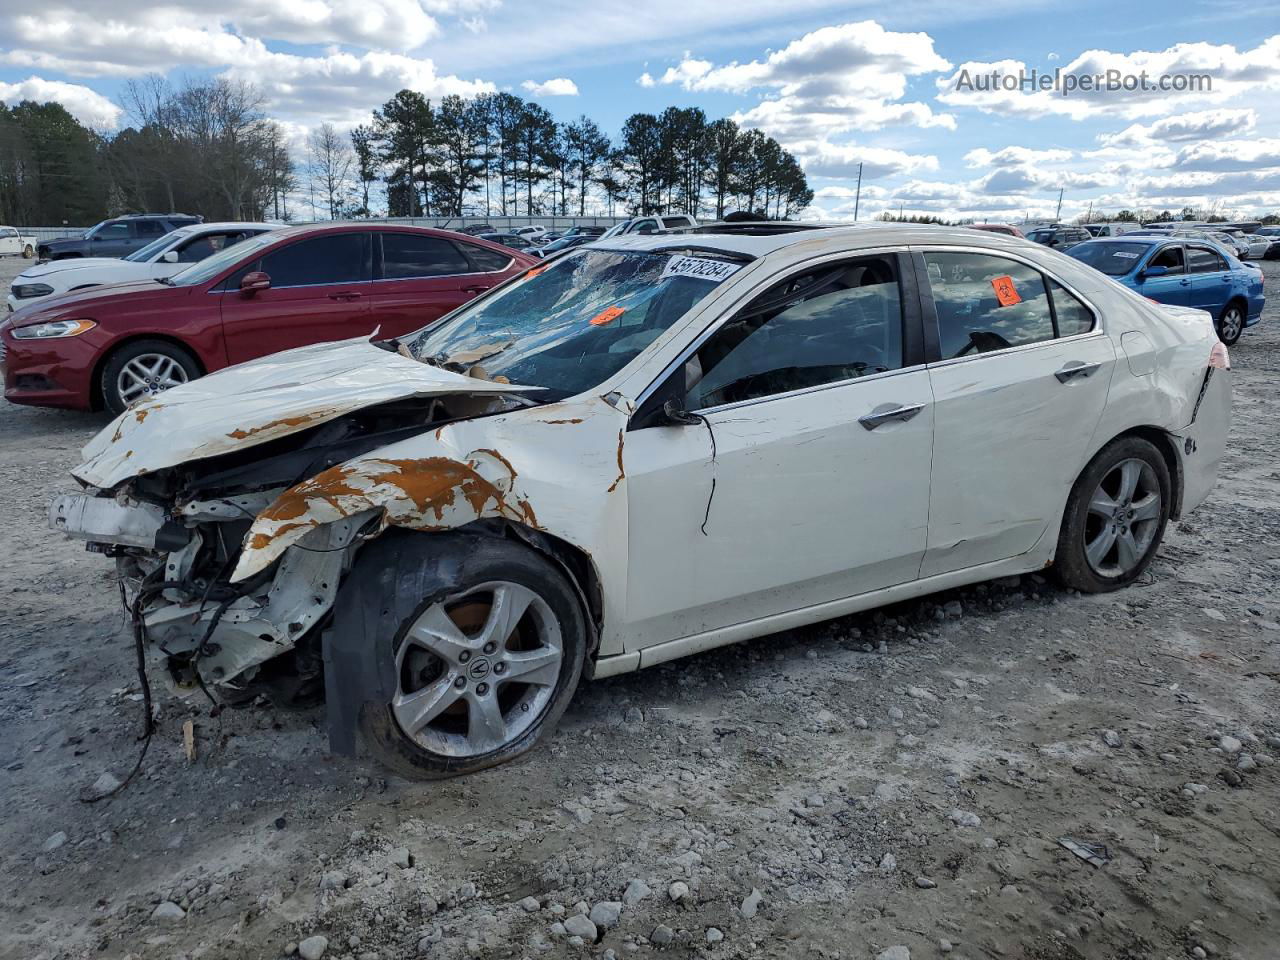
44, 221, 1231, 778
0, 226, 38, 259
2, 224, 533, 413
8, 222, 277, 312
1067, 234, 1264, 344
37, 213, 204, 261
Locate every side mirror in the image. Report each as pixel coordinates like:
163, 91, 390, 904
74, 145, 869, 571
161, 250, 179, 263
1141, 265, 1168, 279
661, 398, 702, 426
240, 270, 271, 295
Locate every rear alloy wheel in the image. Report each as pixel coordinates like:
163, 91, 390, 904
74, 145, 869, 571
1216, 303, 1245, 346
1054, 437, 1171, 593
22, 244, 33, 259
100, 339, 201, 415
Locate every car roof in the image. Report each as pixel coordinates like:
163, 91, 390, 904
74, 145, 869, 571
591, 222, 1044, 260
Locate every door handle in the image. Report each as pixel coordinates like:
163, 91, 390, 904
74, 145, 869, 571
328, 292, 362, 302
462, 284, 492, 294
858, 402, 925, 431
1055, 361, 1102, 383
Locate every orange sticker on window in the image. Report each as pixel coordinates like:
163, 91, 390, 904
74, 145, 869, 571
991, 275, 1021, 306
590, 306, 625, 326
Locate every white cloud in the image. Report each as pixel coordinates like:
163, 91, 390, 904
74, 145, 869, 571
521, 77, 579, 97
1170, 138, 1280, 173
1099, 109, 1258, 146
964, 146, 1073, 168
937, 36, 1280, 121
0, 1, 450, 72
0, 76, 122, 128
220, 49, 495, 122
637, 72, 655, 88
647, 21, 955, 144
789, 140, 940, 180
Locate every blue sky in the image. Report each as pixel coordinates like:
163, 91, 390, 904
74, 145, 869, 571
2, 0, 1277, 221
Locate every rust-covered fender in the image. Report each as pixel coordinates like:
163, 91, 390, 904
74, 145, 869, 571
229, 398, 632, 646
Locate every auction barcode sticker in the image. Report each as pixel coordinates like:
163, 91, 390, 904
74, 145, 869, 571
660, 255, 740, 283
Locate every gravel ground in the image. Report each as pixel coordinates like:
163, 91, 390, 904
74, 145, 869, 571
1, 255, 1278, 960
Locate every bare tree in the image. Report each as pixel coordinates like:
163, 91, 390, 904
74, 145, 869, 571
307, 122, 354, 219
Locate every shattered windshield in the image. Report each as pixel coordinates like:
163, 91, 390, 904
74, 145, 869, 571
408, 248, 735, 400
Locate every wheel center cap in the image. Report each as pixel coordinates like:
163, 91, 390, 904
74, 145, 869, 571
467, 658, 491, 681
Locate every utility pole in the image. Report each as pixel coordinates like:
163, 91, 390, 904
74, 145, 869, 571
1085, 200, 1093, 224
853, 162, 863, 222
1055, 188, 1064, 222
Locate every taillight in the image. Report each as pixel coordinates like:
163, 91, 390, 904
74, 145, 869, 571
1209, 342, 1230, 370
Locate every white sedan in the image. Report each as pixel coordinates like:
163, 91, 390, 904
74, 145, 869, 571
49, 224, 1230, 778
7, 222, 276, 312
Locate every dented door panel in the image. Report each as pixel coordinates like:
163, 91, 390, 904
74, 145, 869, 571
922, 333, 1117, 577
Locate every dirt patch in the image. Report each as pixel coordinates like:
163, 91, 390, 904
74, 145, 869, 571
0, 255, 1277, 960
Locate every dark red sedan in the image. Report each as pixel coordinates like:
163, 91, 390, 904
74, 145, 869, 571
1, 224, 534, 414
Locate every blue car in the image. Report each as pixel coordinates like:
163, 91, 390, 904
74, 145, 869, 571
1068, 236, 1264, 345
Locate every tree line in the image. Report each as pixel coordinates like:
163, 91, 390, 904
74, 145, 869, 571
325, 90, 810, 221
0, 78, 811, 226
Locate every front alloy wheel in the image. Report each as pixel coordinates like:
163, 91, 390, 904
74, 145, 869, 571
351, 532, 587, 779
116, 353, 191, 405
392, 582, 564, 758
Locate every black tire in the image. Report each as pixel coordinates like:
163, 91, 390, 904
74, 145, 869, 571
1054, 436, 1171, 593
352, 531, 587, 780
21, 244, 33, 259
1215, 301, 1246, 346
99, 338, 201, 415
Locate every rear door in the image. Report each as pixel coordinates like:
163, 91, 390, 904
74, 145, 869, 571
369, 233, 511, 339
218, 232, 372, 364
1186, 245, 1232, 313
0, 228, 17, 256
1136, 244, 1192, 306
917, 249, 1115, 577
128, 220, 168, 256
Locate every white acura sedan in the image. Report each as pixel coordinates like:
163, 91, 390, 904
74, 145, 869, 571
50, 223, 1230, 778
7, 222, 276, 312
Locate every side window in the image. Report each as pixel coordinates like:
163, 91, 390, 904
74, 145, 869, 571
1148, 246, 1185, 273
686, 255, 904, 410
134, 221, 166, 238
633, 219, 659, 235
260, 233, 368, 287
1048, 279, 1095, 337
1187, 247, 1225, 273
94, 222, 130, 241
924, 253, 1054, 358
458, 243, 513, 273
176, 234, 218, 262
381, 233, 471, 279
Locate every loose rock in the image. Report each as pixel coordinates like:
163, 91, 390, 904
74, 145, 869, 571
298, 936, 328, 960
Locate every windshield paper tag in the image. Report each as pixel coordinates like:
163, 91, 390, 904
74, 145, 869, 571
660, 255, 740, 283
1112, 251, 1139, 259
590, 306, 625, 326
991, 275, 1021, 307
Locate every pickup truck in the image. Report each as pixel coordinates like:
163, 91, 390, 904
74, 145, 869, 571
0, 227, 37, 258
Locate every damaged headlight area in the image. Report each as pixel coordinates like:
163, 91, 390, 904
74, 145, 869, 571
50, 394, 506, 704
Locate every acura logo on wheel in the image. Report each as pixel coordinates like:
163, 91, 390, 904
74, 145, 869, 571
468, 658, 491, 680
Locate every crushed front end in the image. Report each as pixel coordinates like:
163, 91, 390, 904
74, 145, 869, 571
50, 393, 509, 706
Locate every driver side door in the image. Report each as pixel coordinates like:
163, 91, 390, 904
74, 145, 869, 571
619, 251, 935, 654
